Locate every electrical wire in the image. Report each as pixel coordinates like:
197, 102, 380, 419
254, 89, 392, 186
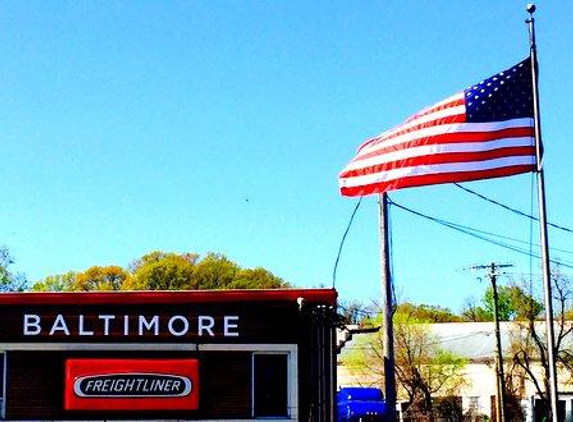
454, 182, 573, 235
387, 195, 398, 309
333, 196, 363, 288
335, 179, 572, 300
388, 199, 573, 270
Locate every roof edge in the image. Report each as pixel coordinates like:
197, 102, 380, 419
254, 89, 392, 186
0, 288, 337, 306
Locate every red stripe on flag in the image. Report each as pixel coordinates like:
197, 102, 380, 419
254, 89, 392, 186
351, 127, 534, 164
359, 114, 467, 153
341, 146, 535, 179
340, 165, 536, 197
403, 97, 465, 123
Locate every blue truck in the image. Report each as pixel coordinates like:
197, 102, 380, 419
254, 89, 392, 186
337, 387, 387, 421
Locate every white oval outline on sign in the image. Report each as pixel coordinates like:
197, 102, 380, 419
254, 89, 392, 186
73, 372, 193, 398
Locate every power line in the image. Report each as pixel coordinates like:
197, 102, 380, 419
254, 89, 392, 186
334, 183, 573, 293
389, 199, 573, 270
454, 183, 573, 235
388, 195, 397, 308
333, 196, 363, 288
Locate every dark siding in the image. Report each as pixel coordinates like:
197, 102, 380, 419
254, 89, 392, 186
1, 296, 335, 421
200, 352, 251, 418
7, 351, 64, 419
0, 302, 301, 344
6, 351, 251, 420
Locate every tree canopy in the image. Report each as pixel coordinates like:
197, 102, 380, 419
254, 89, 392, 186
124, 252, 198, 290
31, 250, 290, 292
461, 284, 543, 322
31, 271, 77, 292
342, 308, 467, 419
75, 266, 131, 291
0, 246, 27, 292
393, 312, 467, 418
396, 302, 462, 323
505, 270, 573, 418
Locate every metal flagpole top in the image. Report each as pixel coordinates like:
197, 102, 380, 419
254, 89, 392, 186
526, 3, 536, 16
526, 4, 537, 48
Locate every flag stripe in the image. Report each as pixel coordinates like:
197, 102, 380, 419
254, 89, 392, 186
403, 95, 465, 124
346, 131, 534, 169
357, 94, 465, 152
341, 144, 535, 178
340, 165, 536, 197
376, 104, 466, 140
358, 118, 533, 157
341, 155, 536, 188
359, 110, 466, 153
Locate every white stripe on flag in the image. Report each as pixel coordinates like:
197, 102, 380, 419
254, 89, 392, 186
344, 137, 534, 171
376, 104, 466, 139
357, 118, 534, 156
340, 155, 536, 188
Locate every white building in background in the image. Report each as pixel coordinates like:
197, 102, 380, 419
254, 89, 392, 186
337, 321, 573, 421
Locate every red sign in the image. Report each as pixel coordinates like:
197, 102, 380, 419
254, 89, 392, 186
64, 359, 199, 411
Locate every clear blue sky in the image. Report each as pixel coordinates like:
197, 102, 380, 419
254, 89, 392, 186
1, 1, 572, 311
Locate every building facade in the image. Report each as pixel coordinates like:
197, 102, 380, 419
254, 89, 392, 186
338, 321, 573, 421
0, 289, 337, 421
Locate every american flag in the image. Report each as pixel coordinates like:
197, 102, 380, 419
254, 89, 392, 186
339, 58, 536, 197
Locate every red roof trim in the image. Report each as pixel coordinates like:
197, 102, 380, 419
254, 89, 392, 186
0, 289, 337, 306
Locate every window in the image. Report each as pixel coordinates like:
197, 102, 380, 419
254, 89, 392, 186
253, 354, 288, 418
468, 396, 480, 413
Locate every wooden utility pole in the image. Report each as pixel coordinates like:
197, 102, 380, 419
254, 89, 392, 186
490, 263, 509, 422
379, 193, 396, 422
468, 262, 512, 422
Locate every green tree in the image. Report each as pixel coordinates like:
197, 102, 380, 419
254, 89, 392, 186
505, 284, 543, 321
189, 253, 288, 290
0, 246, 27, 292
31, 271, 77, 292
124, 252, 197, 290
507, 271, 573, 421
125, 251, 289, 290
483, 284, 542, 321
192, 253, 240, 290
228, 267, 287, 289
394, 312, 467, 420
343, 309, 467, 420
460, 296, 492, 322
396, 302, 462, 323
461, 284, 542, 322
482, 285, 517, 320
32, 266, 130, 291
33, 250, 289, 292
75, 266, 130, 291
128, 251, 199, 273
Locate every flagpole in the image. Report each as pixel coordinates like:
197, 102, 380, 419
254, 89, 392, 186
379, 193, 396, 421
526, 4, 559, 421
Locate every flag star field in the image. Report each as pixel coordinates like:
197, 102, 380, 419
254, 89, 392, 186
465, 59, 533, 122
